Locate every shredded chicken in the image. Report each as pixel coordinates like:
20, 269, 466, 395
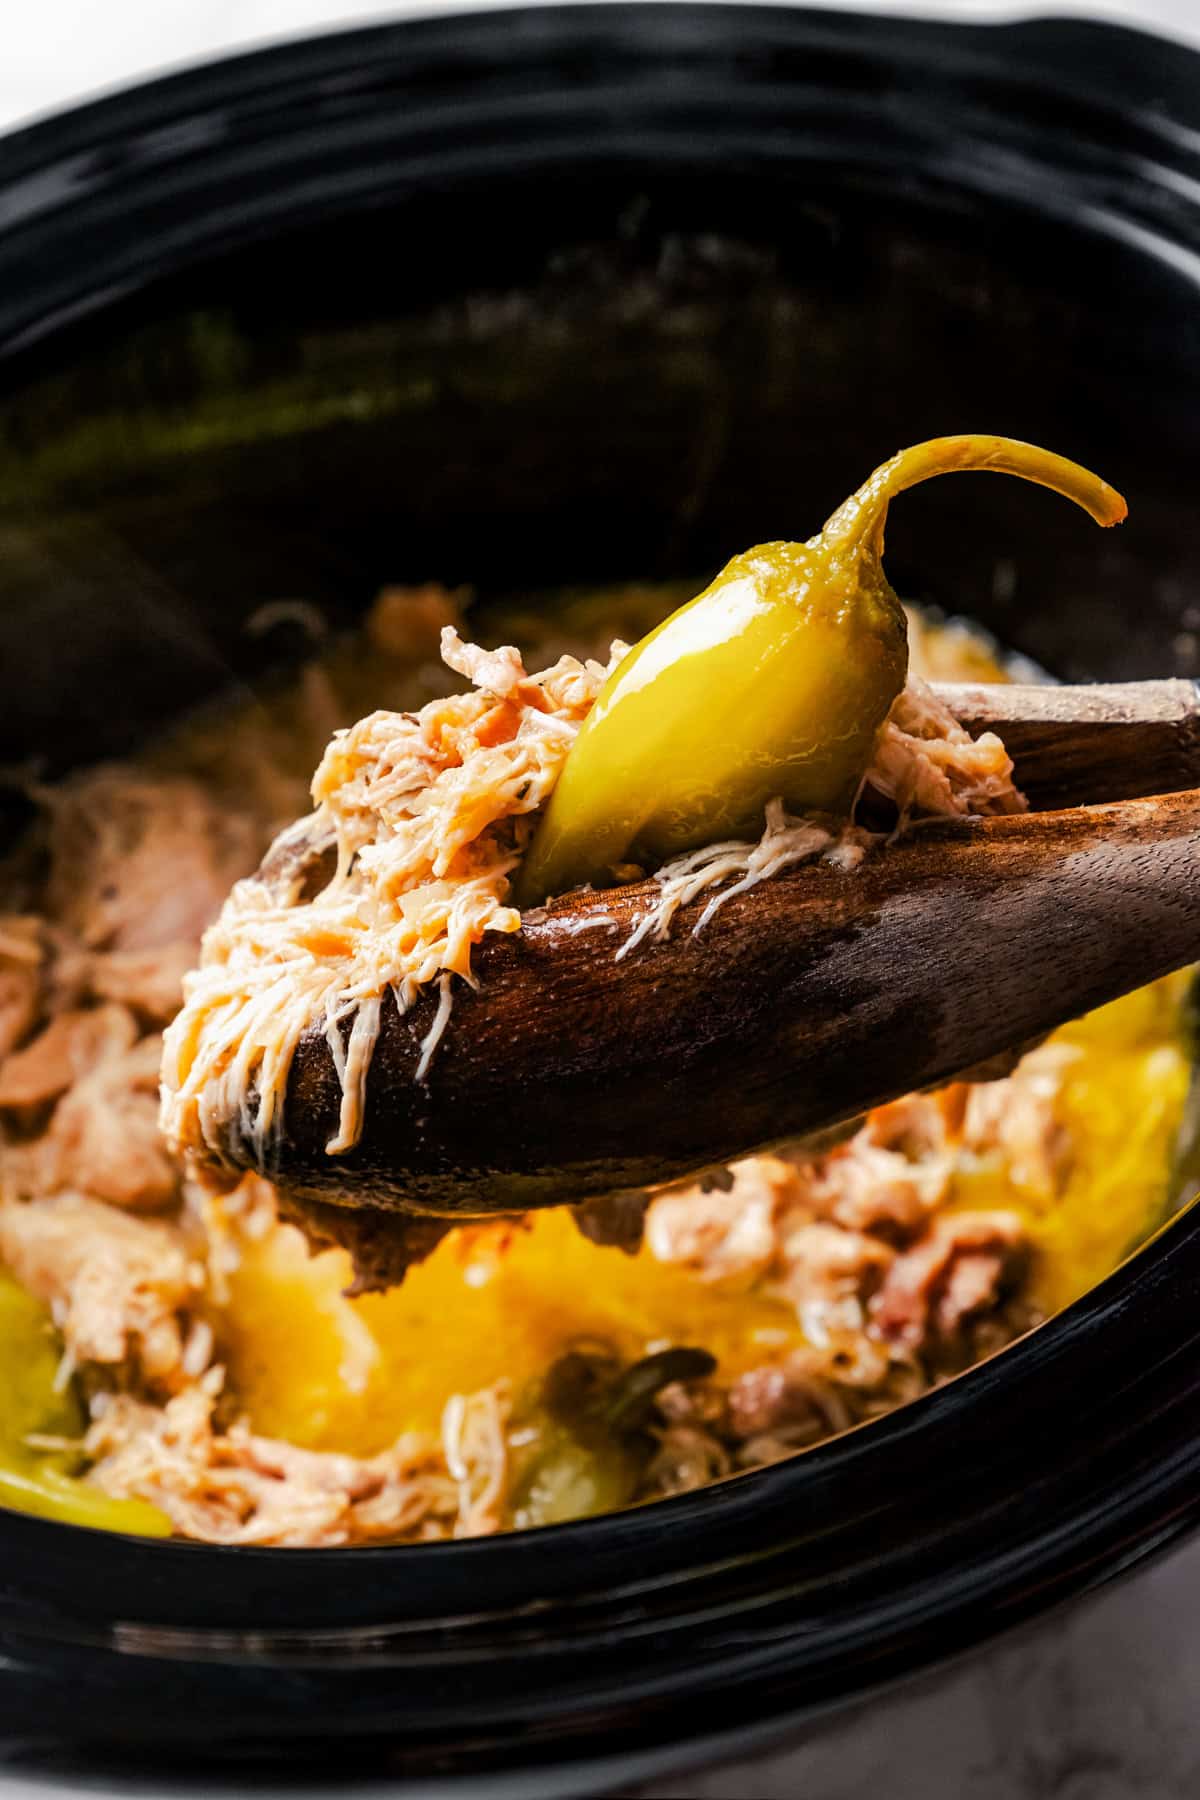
645, 1084, 1042, 1423
618, 808, 854, 960
0, 1194, 201, 1392
773, 1220, 897, 1352
960, 1041, 1081, 1193
645, 1341, 928, 1486
86, 1371, 461, 1548
864, 676, 1026, 826
36, 1036, 178, 1212
645, 1159, 791, 1287
0, 584, 1079, 1546
41, 771, 260, 953
0, 1004, 137, 1111
86, 944, 194, 1027
161, 630, 627, 1164
870, 1210, 1027, 1350
163, 623, 1025, 1175
807, 1094, 959, 1233
441, 1380, 511, 1537
727, 1357, 857, 1443
0, 917, 43, 1062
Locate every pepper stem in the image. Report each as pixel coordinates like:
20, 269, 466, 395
819, 434, 1127, 560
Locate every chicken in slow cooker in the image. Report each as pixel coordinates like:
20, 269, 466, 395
0, 565, 1190, 1544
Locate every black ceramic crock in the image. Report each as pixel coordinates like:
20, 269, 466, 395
2, 4, 1200, 1791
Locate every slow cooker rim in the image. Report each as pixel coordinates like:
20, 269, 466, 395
3, 3, 1200, 360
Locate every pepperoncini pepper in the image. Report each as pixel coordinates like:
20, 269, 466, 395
510, 1345, 715, 1528
514, 435, 1126, 905
0, 1272, 169, 1534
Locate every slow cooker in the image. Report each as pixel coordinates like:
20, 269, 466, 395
2, 4, 1200, 1791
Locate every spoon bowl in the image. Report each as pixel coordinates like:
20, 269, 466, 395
209, 679, 1200, 1222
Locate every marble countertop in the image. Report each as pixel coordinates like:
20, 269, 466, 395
5, 4, 1200, 1796
634, 1530, 1200, 1799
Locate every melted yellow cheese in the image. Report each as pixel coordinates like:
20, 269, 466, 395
202, 606, 1195, 1463
222, 1209, 801, 1456
952, 975, 1193, 1314
221, 978, 1193, 1458
0, 1275, 169, 1534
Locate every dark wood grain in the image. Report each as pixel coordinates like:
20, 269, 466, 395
226, 775, 1200, 1218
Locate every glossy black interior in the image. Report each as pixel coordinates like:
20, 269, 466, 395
1, 4, 1200, 1784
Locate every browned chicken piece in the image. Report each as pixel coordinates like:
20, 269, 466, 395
42, 770, 259, 952
960, 1042, 1079, 1193
726, 1358, 849, 1442
85, 943, 194, 1027
0, 1003, 137, 1110
773, 1220, 896, 1348
806, 1147, 940, 1235
0, 1193, 202, 1392
870, 1210, 1027, 1350
644, 1159, 790, 1285
0, 573, 1115, 1546
859, 1092, 957, 1163
0, 916, 44, 1061
42, 1036, 178, 1211
366, 583, 465, 661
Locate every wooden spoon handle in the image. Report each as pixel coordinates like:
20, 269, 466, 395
936, 678, 1200, 807
258, 787, 1200, 1217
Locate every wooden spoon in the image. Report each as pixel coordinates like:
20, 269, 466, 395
216, 678, 1200, 1219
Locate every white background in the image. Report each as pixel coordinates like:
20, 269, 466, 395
3, 0, 1200, 135
5, 2, 1200, 1797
